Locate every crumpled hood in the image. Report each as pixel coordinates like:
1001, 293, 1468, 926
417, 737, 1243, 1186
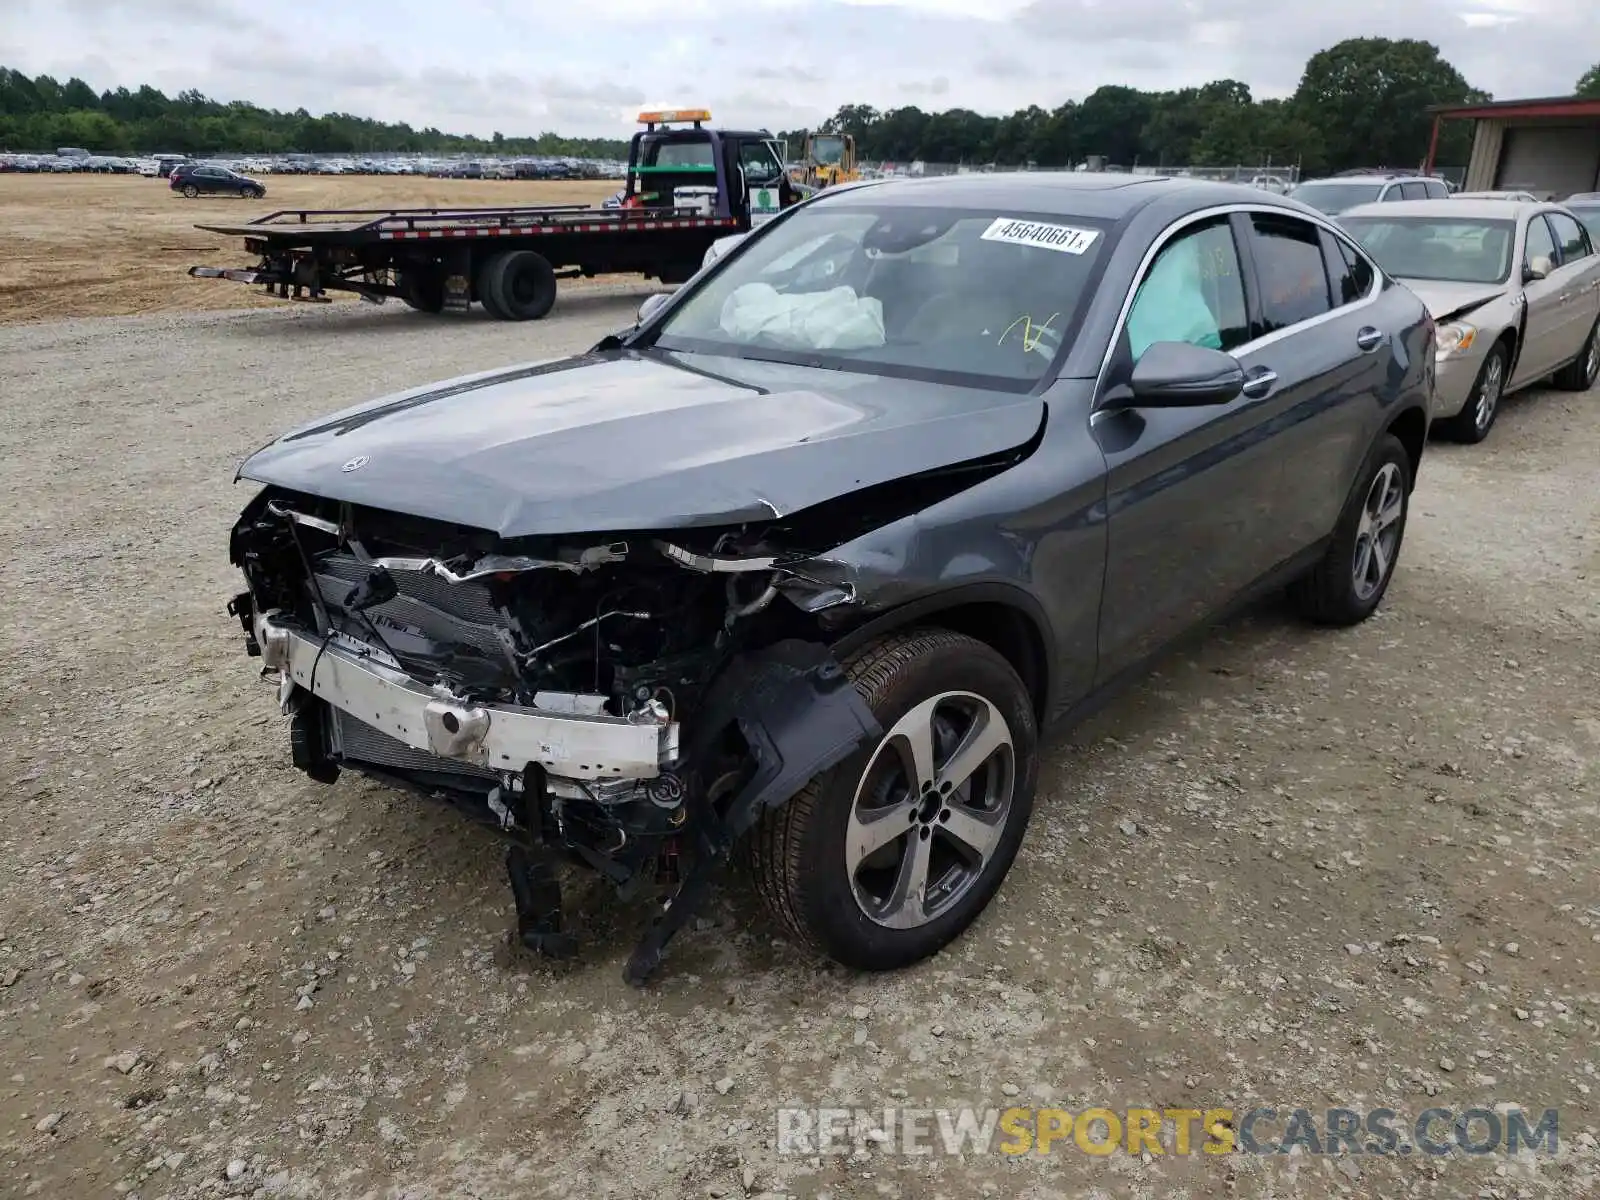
1399, 279, 1510, 323
238, 350, 1044, 537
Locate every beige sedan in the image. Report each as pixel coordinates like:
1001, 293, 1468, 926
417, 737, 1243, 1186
1340, 199, 1600, 442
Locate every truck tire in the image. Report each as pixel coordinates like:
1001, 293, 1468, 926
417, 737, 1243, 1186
480, 250, 557, 321
397, 270, 445, 314
474, 258, 509, 320
748, 629, 1039, 972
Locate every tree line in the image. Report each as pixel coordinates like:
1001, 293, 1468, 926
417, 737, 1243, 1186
4, 42, 1599, 174
779, 46, 1598, 175
0, 71, 631, 160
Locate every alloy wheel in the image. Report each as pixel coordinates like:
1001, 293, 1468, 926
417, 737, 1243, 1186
1352, 462, 1405, 602
846, 691, 1015, 930
1474, 353, 1504, 432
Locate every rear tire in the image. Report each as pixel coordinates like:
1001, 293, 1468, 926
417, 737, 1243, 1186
1553, 318, 1600, 391
749, 629, 1039, 972
182, 184, 198, 198
475, 257, 508, 319
1287, 433, 1411, 626
479, 250, 556, 321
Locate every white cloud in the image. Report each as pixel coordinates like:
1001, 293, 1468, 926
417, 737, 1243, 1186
1, 0, 1596, 138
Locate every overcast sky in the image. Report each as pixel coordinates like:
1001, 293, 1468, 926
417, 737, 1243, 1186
1, 0, 1593, 138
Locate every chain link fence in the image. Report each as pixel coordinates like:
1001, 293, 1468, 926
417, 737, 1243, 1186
857, 161, 1304, 191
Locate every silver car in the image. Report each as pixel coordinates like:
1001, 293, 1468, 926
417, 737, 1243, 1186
1341, 199, 1600, 442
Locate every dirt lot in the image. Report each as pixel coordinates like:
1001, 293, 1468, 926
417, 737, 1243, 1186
0, 174, 620, 324
1, 298, 1598, 1200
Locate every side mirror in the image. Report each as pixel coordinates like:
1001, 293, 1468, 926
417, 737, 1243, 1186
701, 232, 748, 269
1127, 341, 1245, 407
636, 292, 672, 325
1523, 255, 1552, 282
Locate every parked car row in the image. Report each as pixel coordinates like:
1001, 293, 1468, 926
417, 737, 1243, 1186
2, 152, 627, 180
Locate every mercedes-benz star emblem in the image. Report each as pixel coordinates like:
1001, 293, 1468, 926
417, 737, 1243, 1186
341, 456, 370, 473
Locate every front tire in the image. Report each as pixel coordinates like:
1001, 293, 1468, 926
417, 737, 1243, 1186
1553, 318, 1599, 392
1287, 433, 1411, 626
749, 630, 1039, 972
1438, 343, 1507, 443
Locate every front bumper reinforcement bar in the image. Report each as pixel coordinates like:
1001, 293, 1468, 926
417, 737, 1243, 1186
253, 610, 677, 780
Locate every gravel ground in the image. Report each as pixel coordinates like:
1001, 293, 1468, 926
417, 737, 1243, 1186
1, 297, 1597, 1200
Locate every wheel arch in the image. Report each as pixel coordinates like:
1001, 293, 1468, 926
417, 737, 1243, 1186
829, 583, 1056, 723
1384, 403, 1429, 491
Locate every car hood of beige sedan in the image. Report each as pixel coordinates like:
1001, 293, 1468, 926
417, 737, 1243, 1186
1397, 278, 1513, 324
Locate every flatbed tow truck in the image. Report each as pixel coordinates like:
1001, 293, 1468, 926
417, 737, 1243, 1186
189, 109, 804, 321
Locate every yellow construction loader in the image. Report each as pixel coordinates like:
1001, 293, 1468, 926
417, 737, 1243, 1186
800, 132, 860, 188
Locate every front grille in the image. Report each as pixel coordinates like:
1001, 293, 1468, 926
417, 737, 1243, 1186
330, 707, 498, 780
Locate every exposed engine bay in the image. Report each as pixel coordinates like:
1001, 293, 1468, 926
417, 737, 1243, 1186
227, 484, 887, 982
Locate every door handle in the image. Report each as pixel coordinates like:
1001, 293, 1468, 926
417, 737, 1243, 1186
1240, 368, 1277, 398
1356, 326, 1383, 351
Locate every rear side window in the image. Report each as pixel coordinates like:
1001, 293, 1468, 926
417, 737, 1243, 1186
1424, 180, 1450, 199
1321, 230, 1377, 305
1401, 182, 1428, 200
1249, 213, 1334, 331
1547, 211, 1592, 261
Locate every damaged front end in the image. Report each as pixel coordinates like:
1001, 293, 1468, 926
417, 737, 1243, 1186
227, 486, 883, 983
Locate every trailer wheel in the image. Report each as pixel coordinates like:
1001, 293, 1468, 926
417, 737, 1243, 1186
398, 270, 446, 314
475, 258, 509, 320
481, 250, 557, 321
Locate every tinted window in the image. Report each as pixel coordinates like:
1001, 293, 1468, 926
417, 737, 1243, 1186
1381, 186, 1404, 202
656, 204, 1110, 387
1401, 182, 1427, 200
1250, 214, 1333, 331
1125, 218, 1250, 360
1424, 180, 1450, 199
1525, 215, 1558, 267
1547, 211, 1591, 261
1322, 230, 1377, 304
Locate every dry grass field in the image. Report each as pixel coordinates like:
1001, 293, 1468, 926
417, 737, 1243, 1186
0, 173, 620, 324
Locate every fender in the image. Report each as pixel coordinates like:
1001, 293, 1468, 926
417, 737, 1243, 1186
828, 581, 1060, 720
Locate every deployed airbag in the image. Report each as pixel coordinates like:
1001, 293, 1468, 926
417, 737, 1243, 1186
719, 283, 886, 351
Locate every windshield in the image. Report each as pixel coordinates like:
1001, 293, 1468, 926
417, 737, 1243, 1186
1289, 181, 1384, 214
811, 136, 846, 165
653, 203, 1111, 387
1340, 216, 1515, 284
1570, 205, 1600, 242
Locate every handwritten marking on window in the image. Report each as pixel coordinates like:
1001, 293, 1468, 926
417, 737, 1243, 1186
998, 312, 1061, 351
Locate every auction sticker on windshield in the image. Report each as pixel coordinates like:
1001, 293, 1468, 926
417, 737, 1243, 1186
980, 218, 1099, 254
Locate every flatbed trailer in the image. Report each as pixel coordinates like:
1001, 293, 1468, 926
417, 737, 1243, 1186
189, 109, 806, 321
